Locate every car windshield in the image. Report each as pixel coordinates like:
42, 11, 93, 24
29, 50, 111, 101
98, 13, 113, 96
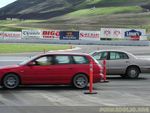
19, 55, 38, 65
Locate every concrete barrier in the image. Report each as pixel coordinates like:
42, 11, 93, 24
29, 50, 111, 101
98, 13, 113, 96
0, 39, 149, 46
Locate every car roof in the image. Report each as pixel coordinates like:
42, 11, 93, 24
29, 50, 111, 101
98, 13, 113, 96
94, 49, 129, 53
40, 52, 90, 56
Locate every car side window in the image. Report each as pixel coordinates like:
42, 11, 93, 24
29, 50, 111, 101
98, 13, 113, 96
92, 52, 101, 60
73, 56, 89, 64
110, 52, 129, 60
55, 56, 71, 64
92, 52, 108, 60
35, 56, 53, 66
100, 52, 108, 60
119, 52, 129, 59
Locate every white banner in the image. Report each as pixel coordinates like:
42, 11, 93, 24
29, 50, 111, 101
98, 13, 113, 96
101, 28, 123, 38
0, 31, 4, 39
42, 30, 60, 39
79, 30, 100, 40
22, 30, 42, 39
2, 32, 21, 39
123, 29, 147, 40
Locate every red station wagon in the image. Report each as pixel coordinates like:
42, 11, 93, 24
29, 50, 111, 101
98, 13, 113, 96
0, 52, 102, 89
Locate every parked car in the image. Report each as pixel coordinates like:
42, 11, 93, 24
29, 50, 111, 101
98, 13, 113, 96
90, 50, 150, 79
0, 52, 102, 89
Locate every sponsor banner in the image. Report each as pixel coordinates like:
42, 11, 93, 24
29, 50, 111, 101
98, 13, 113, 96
112, 28, 122, 39
0, 31, 4, 39
22, 30, 42, 39
60, 31, 79, 40
101, 28, 123, 38
79, 30, 100, 40
123, 29, 146, 40
42, 30, 60, 39
2, 32, 21, 39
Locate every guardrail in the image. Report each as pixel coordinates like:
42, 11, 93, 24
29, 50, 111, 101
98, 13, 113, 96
0, 38, 149, 46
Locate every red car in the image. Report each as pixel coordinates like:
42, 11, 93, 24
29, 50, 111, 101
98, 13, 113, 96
0, 52, 102, 89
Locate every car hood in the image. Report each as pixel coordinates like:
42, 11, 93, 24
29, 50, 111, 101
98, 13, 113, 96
0, 65, 19, 70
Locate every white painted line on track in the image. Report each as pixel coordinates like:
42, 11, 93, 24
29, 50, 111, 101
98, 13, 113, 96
48, 47, 81, 52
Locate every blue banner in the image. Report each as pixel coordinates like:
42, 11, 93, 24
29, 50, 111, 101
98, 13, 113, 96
125, 29, 142, 37
60, 31, 79, 40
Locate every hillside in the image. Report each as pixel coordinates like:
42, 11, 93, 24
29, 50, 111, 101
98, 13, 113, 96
0, 0, 150, 19
1, 0, 150, 32
0, 0, 85, 19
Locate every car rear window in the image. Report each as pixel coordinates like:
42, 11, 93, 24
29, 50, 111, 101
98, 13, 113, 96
55, 56, 71, 64
109, 52, 129, 60
73, 56, 89, 64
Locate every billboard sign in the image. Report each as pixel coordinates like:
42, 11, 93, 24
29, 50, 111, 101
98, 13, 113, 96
42, 30, 60, 39
124, 29, 146, 40
22, 30, 42, 39
60, 31, 79, 40
112, 29, 122, 39
0, 31, 4, 39
101, 28, 123, 38
79, 30, 100, 40
3, 32, 21, 39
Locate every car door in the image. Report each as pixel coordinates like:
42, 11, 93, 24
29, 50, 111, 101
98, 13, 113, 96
22, 55, 55, 84
107, 51, 130, 75
51, 55, 75, 84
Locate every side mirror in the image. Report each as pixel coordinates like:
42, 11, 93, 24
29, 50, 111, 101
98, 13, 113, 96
27, 61, 36, 66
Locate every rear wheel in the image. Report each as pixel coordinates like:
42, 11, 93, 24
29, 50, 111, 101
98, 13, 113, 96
126, 66, 140, 79
2, 73, 20, 89
73, 74, 88, 89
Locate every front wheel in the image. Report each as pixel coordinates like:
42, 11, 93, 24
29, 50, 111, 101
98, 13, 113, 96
126, 67, 140, 79
72, 74, 88, 89
2, 73, 20, 89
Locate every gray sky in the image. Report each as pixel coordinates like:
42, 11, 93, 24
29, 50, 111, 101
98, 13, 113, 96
0, 0, 17, 8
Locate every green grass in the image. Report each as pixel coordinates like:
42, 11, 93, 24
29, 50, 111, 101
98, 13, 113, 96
66, 6, 143, 17
0, 26, 22, 31
0, 44, 70, 53
85, 0, 102, 5
0, 19, 47, 31
83, 0, 147, 4
100, 0, 147, 3
77, 0, 102, 7
76, 0, 147, 9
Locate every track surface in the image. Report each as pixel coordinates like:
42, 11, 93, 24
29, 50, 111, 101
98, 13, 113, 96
0, 45, 150, 113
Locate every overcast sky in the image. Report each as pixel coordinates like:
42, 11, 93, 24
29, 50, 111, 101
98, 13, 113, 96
0, 0, 17, 8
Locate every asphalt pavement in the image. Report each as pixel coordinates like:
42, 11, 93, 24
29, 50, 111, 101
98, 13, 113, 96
0, 45, 150, 113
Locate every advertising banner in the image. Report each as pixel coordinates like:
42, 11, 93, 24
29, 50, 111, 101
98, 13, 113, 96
0, 31, 3, 39
3, 32, 21, 39
79, 30, 100, 40
101, 28, 123, 39
22, 30, 42, 39
111, 28, 123, 39
123, 29, 146, 40
60, 31, 79, 40
42, 30, 60, 39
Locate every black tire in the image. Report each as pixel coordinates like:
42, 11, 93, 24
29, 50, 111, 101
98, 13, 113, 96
126, 66, 140, 79
72, 74, 88, 89
2, 73, 20, 89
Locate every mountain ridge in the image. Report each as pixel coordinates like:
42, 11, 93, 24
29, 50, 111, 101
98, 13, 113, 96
0, 0, 150, 19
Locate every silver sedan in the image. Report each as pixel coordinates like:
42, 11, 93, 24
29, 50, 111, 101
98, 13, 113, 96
90, 50, 150, 78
